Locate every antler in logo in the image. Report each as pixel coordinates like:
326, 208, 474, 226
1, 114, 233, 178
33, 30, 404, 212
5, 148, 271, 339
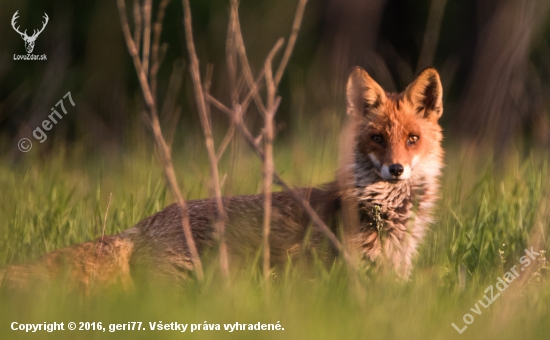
11, 11, 49, 54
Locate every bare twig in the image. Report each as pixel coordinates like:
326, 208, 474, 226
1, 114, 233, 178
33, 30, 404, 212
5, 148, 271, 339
265, 39, 284, 108
162, 0, 352, 283
204, 4, 350, 264
262, 39, 284, 281
207, 94, 234, 116
132, 0, 142, 53
151, 0, 171, 98
142, 0, 153, 77
241, 68, 266, 112
224, 2, 239, 159
261, 98, 279, 283
203, 65, 215, 126
226, 5, 238, 104
207, 95, 350, 263
182, 0, 230, 278
216, 124, 235, 162
239, 38, 286, 114
230, 0, 267, 115
229, 0, 308, 111
203, 64, 235, 165
117, 0, 204, 281
273, 0, 308, 87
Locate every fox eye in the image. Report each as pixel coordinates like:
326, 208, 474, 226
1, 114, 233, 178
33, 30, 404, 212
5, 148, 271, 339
408, 135, 419, 144
372, 135, 384, 144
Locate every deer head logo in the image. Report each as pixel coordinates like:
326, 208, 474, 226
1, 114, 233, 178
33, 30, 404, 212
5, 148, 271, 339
11, 11, 49, 54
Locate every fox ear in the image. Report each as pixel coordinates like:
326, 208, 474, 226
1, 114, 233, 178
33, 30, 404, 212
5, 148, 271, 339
404, 68, 443, 121
346, 67, 387, 118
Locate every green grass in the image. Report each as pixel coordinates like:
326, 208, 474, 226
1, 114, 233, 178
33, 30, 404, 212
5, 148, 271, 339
0, 128, 549, 340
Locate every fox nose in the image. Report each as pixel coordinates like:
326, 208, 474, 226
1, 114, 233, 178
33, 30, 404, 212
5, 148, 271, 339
389, 163, 404, 177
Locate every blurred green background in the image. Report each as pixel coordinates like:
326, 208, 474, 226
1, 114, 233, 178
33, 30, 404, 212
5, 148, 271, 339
1, 0, 549, 157
1, 1, 550, 339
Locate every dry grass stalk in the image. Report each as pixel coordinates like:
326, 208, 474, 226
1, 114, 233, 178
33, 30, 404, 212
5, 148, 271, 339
182, 0, 230, 278
116, 0, 204, 281
91, 192, 113, 288
99, 193, 113, 251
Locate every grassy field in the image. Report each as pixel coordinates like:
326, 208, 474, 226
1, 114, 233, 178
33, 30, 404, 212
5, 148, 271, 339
0, 126, 549, 340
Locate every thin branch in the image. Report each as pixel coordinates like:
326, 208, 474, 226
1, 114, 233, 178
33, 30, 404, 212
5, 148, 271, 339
117, 0, 152, 107
142, 0, 153, 77
226, 4, 239, 104
190, 0, 353, 280
265, 39, 284, 108
207, 95, 350, 263
117, 0, 204, 281
132, 0, 142, 53
224, 1, 239, 160
151, 0, 171, 98
261, 98, 278, 283
230, 0, 268, 115
207, 94, 235, 116
216, 124, 235, 161
216, 2, 351, 268
240, 38, 285, 114
182, 0, 230, 278
273, 0, 308, 87
261, 40, 283, 282
161, 60, 184, 146
241, 68, 265, 112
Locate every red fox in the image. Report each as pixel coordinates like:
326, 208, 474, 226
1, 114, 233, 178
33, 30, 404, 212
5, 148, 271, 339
0, 67, 443, 290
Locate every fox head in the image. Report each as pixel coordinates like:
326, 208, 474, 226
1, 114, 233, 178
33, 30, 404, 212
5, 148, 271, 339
346, 67, 443, 182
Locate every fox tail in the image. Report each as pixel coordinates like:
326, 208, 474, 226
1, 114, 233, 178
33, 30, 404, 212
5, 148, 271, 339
0, 235, 134, 293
